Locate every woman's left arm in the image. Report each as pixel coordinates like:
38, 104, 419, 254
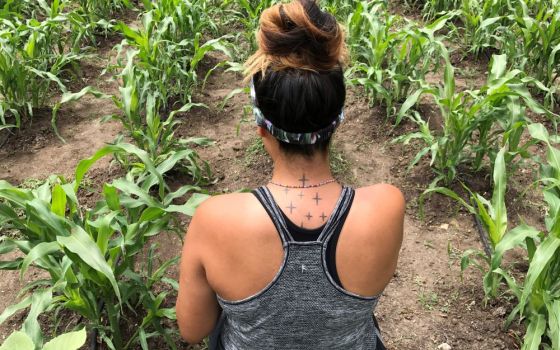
176, 206, 221, 344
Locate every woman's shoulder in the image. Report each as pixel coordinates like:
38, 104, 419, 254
354, 183, 405, 211
192, 191, 258, 221
186, 191, 262, 247
189, 192, 256, 238
350, 183, 405, 240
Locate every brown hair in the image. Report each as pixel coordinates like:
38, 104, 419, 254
246, 0, 347, 158
245, 0, 348, 79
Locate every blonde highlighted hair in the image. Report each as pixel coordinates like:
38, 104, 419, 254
244, 0, 348, 80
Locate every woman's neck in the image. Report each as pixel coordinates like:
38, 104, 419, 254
270, 153, 333, 187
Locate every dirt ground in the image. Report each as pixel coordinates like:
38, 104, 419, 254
0, 14, 530, 350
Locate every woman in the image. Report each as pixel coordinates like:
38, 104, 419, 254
176, 0, 405, 348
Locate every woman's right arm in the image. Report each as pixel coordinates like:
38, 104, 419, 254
176, 201, 221, 344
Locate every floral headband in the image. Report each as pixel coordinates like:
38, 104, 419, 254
250, 78, 344, 145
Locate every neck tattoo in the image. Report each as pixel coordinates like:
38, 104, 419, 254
286, 202, 296, 214
269, 173, 337, 189
313, 192, 322, 205
299, 174, 308, 187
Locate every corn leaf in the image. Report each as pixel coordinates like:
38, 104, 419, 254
43, 328, 86, 350
166, 193, 210, 216
519, 236, 560, 315
0, 331, 34, 350
57, 226, 121, 304
521, 314, 546, 350
51, 184, 67, 217
547, 300, 560, 350
20, 241, 60, 278
491, 147, 507, 243
22, 289, 52, 347
0, 295, 33, 325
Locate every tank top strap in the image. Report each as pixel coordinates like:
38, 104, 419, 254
252, 186, 293, 245
318, 187, 355, 244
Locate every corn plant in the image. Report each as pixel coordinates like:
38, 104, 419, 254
222, 0, 277, 57
0, 0, 42, 17
422, 0, 462, 20
448, 0, 523, 58
0, 0, 87, 135
0, 143, 209, 349
322, 0, 358, 20
422, 0, 516, 56
506, 0, 560, 108
347, 0, 451, 119
115, 0, 229, 111
140, 0, 218, 40
396, 54, 550, 186
77, 0, 130, 18
496, 122, 560, 350
420, 146, 510, 297
106, 51, 213, 183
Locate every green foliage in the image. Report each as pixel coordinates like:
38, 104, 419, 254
0, 143, 209, 349
421, 146, 510, 297
422, 0, 560, 106
457, 0, 513, 57
223, 0, 277, 58
422, 0, 462, 19
115, 0, 228, 111
0, 0, 108, 136
491, 125, 560, 350
507, 1, 560, 108
396, 54, 549, 185
77, 0, 130, 17
347, 0, 451, 119
422, 129, 560, 349
107, 51, 213, 183
322, 0, 358, 19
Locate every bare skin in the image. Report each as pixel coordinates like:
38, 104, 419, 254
176, 127, 405, 344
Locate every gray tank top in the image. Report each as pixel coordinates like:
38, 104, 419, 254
216, 186, 381, 349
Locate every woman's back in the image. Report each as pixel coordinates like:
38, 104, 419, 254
216, 185, 387, 349
198, 184, 404, 302
176, 1, 405, 347
184, 183, 404, 348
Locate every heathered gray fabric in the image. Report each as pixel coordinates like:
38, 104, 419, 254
216, 186, 380, 349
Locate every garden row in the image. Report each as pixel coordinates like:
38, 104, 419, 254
344, 1, 559, 349
0, 0, 226, 348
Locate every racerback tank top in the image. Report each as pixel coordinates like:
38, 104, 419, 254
214, 186, 382, 349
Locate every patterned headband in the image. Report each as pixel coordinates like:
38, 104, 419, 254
249, 78, 344, 145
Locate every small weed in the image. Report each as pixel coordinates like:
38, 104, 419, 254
418, 291, 439, 310
414, 275, 425, 287
447, 241, 463, 267
19, 178, 45, 190
423, 240, 435, 249
330, 144, 354, 184
244, 137, 266, 167
79, 176, 97, 193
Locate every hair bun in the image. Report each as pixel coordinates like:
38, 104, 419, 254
245, 0, 347, 77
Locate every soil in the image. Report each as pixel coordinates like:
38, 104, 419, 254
0, 8, 540, 350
